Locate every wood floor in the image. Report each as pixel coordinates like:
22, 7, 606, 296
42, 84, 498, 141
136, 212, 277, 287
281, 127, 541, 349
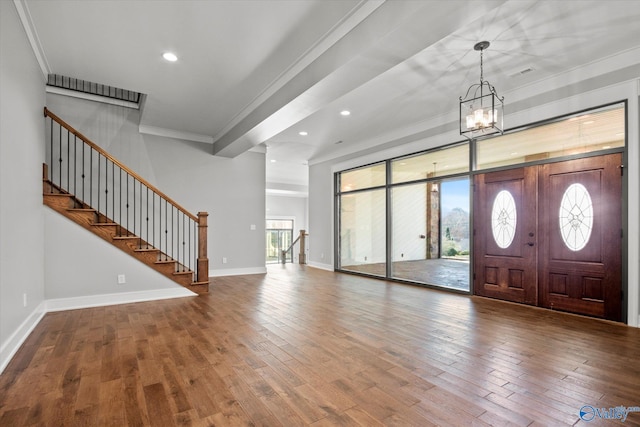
1, 265, 639, 426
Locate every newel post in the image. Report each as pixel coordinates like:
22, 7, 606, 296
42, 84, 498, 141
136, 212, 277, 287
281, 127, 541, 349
197, 212, 209, 283
298, 229, 306, 264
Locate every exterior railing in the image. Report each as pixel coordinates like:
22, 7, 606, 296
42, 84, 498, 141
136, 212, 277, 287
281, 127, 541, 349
44, 107, 208, 283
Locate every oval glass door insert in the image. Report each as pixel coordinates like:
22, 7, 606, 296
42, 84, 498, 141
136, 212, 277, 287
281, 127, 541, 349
491, 190, 517, 249
559, 183, 593, 251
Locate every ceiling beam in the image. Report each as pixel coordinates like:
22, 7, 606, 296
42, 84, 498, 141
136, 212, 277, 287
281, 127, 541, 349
212, 0, 507, 158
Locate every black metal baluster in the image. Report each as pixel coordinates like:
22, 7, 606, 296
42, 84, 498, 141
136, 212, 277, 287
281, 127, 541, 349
73, 135, 77, 196
66, 131, 70, 190
97, 153, 101, 219
82, 143, 85, 204
119, 169, 122, 236
126, 173, 130, 236
182, 212, 185, 272
49, 118, 53, 188
172, 206, 175, 263
133, 177, 136, 236
164, 199, 168, 261
111, 162, 114, 222
89, 148, 93, 207
139, 180, 143, 248
146, 187, 149, 249
152, 191, 156, 249
104, 157, 109, 221
58, 124, 62, 188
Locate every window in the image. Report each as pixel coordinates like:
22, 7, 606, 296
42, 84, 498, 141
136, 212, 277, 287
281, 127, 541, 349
266, 219, 293, 264
476, 104, 624, 170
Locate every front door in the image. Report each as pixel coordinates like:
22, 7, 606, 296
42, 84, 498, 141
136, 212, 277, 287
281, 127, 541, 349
473, 167, 538, 305
474, 154, 623, 321
539, 154, 622, 321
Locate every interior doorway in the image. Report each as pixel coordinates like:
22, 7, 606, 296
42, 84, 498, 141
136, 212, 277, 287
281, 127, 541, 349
473, 153, 623, 321
266, 219, 293, 264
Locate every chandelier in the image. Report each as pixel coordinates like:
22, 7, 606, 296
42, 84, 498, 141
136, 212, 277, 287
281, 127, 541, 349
459, 41, 504, 139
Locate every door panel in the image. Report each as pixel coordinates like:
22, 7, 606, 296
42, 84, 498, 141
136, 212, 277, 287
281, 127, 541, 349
474, 154, 622, 321
539, 154, 622, 321
473, 167, 538, 305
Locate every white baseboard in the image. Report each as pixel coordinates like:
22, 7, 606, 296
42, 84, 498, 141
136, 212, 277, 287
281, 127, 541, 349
307, 261, 334, 271
0, 301, 47, 374
0, 288, 195, 375
45, 288, 196, 312
209, 267, 267, 277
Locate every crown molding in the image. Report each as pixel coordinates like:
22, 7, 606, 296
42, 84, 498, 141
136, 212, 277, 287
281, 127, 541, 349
14, 0, 50, 78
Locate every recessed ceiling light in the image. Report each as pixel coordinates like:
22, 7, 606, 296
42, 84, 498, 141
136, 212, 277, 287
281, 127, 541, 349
299, 131, 308, 136
270, 159, 276, 163
602, 145, 611, 149
162, 52, 178, 62
583, 120, 595, 125
340, 110, 351, 116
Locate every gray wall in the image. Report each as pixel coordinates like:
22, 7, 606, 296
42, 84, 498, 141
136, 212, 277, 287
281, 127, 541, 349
45, 94, 266, 275
0, 2, 46, 356
44, 209, 181, 299
266, 194, 308, 232
307, 161, 334, 270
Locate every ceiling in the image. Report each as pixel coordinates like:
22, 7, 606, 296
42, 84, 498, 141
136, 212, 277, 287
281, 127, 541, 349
20, 0, 640, 191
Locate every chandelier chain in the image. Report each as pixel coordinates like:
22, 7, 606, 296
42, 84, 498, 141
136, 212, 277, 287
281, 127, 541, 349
479, 48, 484, 83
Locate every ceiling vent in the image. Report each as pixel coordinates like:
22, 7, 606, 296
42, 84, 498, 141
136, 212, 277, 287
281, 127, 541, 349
509, 67, 535, 78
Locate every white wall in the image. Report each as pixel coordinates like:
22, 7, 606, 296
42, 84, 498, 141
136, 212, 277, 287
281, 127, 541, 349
0, 1, 46, 368
309, 59, 640, 326
45, 93, 267, 276
266, 194, 308, 233
44, 209, 183, 298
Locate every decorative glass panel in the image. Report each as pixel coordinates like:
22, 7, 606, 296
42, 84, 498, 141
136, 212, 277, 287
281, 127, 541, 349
559, 183, 593, 251
491, 190, 517, 249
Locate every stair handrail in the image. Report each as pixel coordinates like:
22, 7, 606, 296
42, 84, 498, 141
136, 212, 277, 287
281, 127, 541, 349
281, 229, 308, 264
43, 107, 209, 284
44, 107, 197, 221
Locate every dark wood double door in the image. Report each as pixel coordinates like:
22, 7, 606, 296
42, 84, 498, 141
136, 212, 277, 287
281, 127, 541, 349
474, 154, 622, 321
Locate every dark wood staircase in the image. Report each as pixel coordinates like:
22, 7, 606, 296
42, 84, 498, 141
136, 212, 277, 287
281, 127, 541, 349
42, 107, 209, 294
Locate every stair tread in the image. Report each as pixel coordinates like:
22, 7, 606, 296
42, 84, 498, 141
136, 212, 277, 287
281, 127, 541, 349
43, 175, 206, 294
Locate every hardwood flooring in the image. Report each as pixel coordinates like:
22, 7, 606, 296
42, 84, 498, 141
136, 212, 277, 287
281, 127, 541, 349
1, 264, 640, 426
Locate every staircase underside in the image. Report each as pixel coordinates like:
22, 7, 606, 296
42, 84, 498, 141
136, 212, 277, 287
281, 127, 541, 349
43, 180, 209, 294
